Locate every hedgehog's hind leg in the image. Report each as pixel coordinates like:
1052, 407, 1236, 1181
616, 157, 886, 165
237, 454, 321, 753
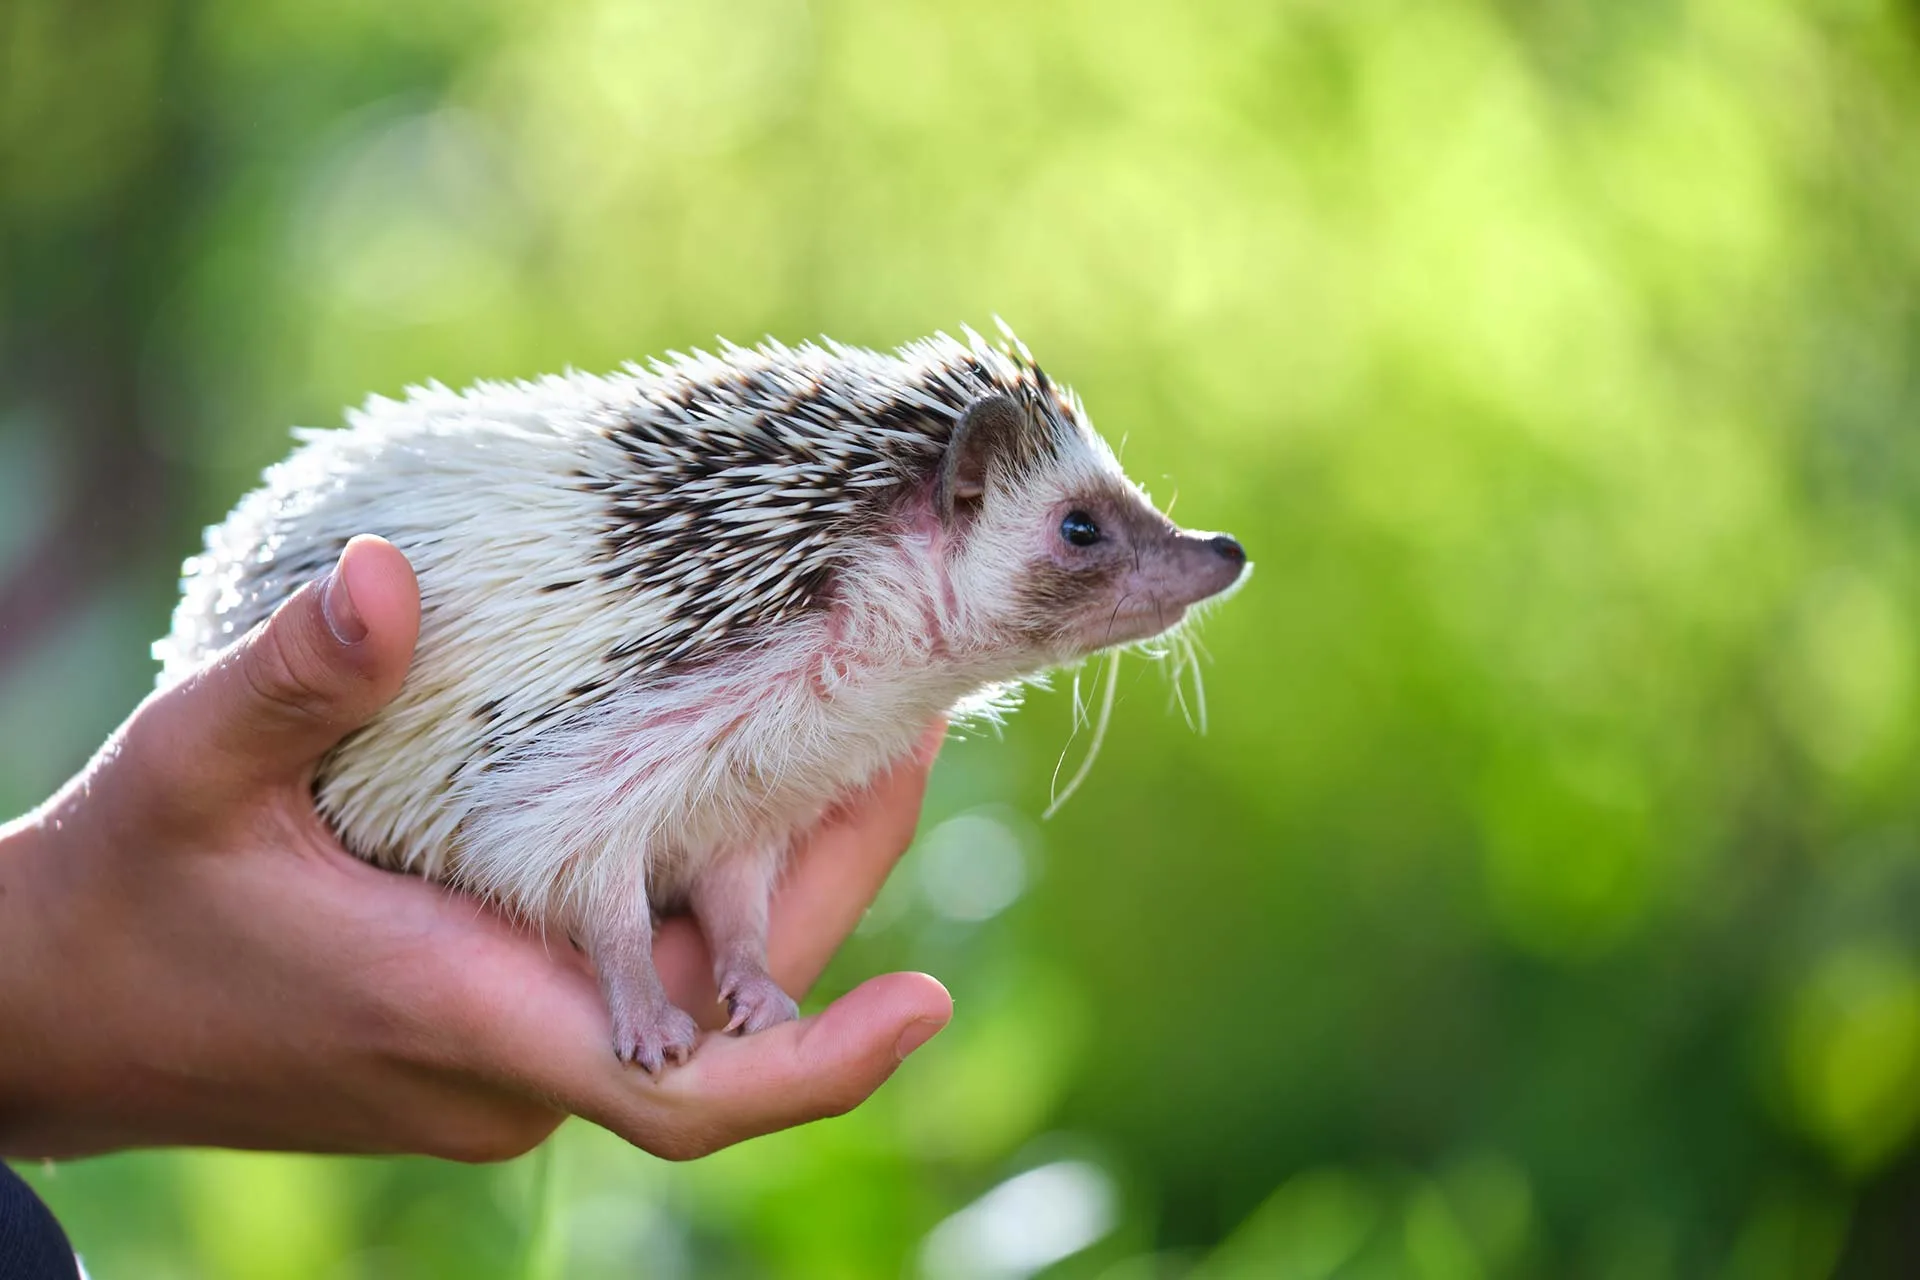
582, 858, 700, 1073
691, 848, 798, 1035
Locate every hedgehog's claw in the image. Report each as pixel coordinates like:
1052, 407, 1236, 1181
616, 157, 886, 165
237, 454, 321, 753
612, 996, 700, 1073
719, 969, 799, 1035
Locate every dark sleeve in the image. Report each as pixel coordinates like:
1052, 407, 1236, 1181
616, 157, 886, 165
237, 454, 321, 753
0, 1164, 80, 1280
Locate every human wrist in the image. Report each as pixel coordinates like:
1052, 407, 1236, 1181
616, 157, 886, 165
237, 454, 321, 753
0, 813, 89, 1157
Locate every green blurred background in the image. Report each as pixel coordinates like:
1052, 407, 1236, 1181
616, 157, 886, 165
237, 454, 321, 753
6, 0, 1920, 1274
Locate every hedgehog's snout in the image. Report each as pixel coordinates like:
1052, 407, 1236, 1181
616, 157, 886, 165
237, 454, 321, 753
1151, 527, 1248, 611
1055, 523, 1246, 652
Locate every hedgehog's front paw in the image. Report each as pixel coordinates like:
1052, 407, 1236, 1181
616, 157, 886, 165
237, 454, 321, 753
611, 996, 701, 1073
719, 968, 799, 1035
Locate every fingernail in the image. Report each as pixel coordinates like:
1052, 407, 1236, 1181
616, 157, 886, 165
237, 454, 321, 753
321, 551, 368, 645
894, 1016, 946, 1061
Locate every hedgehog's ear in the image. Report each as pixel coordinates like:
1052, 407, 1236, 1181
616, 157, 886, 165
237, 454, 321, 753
936, 394, 1029, 523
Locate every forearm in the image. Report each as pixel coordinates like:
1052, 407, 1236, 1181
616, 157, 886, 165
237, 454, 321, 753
0, 794, 155, 1160
0, 813, 75, 1157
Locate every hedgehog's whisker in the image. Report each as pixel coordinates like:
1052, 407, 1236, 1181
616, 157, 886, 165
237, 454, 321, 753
1048, 665, 1088, 810
1167, 628, 1196, 733
1149, 622, 1206, 735
1183, 629, 1208, 734
1046, 647, 1121, 819
1102, 592, 1132, 649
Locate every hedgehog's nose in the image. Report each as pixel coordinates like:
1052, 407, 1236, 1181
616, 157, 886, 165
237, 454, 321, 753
1208, 535, 1246, 569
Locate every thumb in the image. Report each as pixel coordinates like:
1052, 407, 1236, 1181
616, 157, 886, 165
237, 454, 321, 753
133, 535, 420, 806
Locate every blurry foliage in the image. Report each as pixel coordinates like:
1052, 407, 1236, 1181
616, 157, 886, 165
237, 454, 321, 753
6, 0, 1920, 1275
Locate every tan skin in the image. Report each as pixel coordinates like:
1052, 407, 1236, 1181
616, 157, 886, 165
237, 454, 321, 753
0, 536, 950, 1163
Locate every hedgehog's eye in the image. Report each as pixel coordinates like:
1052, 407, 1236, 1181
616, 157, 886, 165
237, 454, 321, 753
1060, 510, 1102, 548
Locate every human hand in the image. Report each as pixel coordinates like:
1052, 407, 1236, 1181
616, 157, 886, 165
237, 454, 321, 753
0, 536, 950, 1162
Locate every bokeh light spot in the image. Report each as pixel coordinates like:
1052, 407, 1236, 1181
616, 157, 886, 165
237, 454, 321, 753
917, 809, 1029, 923
919, 1161, 1117, 1280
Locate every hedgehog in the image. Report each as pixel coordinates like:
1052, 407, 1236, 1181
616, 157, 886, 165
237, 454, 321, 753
154, 326, 1248, 1072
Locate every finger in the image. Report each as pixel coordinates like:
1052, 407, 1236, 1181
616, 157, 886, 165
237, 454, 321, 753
764, 722, 945, 993
651, 916, 721, 1027
128, 536, 420, 808
566, 972, 953, 1160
